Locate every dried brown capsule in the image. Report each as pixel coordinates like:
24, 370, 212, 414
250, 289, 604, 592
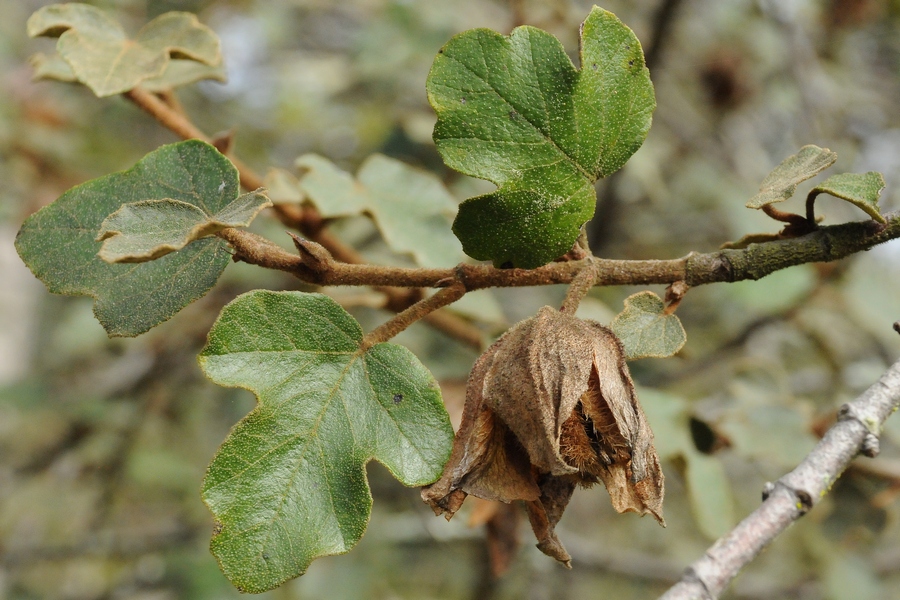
422, 306, 664, 565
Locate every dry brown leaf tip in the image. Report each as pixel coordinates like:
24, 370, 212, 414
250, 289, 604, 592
422, 306, 665, 566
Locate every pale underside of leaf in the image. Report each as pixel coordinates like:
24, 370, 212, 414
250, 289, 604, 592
139, 58, 227, 90
29, 52, 78, 82
809, 171, 886, 223
27, 4, 221, 97
199, 291, 453, 593
610, 291, 686, 360
96, 189, 271, 263
428, 6, 655, 267
746, 145, 837, 209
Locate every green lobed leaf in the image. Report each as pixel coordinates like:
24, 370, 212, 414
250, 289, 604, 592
199, 291, 454, 593
270, 153, 465, 268
27, 4, 221, 97
428, 7, 655, 268
97, 189, 271, 263
808, 171, 886, 224
746, 145, 837, 209
15, 140, 238, 337
610, 291, 686, 360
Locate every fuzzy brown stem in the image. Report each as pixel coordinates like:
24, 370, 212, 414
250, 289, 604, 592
761, 203, 808, 225
806, 190, 822, 224
659, 359, 900, 600
218, 211, 900, 291
559, 259, 598, 313
360, 284, 468, 350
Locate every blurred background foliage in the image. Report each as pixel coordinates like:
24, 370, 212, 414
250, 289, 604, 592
3, 0, 900, 598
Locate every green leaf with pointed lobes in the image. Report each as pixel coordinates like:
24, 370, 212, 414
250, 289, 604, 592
428, 7, 655, 268
15, 140, 239, 336
199, 291, 454, 593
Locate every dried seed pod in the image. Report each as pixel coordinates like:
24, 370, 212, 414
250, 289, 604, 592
422, 306, 664, 565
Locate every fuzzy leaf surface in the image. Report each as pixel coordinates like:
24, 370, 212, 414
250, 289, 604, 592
746, 145, 837, 209
809, 171, 886, 223
199, 291, 454, 593
273, 153, 465, 267
97, 190, 270, 263
27, 4, 220, 97
15, 140, 237, 336
428, 7, 655, 268
610, 291, 686, 360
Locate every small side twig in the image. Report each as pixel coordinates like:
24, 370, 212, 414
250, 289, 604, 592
761, 203, 808, 226
559, 258, 598, 313
659, 358, 900, 600
663, 280, 689, 315
361, 283, 468, 350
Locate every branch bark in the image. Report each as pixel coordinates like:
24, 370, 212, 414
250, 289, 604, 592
659, 358, 900, 600
218, 211, 900, 290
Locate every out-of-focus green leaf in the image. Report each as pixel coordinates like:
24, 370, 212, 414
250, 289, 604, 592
29, 52, 77, 82
97, 189, 270, 263
140, 58, 227, 90
294, 154, 368, 216
272, 153, 465, 268
822, 553, 881, 600
684, 450, 735, 539
199, 291, 454, 593
610, 291, 686, 359
15, 140, 237, 337
746, 145, 837, 209
357, 154, 462, 268
637, 387, 693, 461
429, 7, 655, 268
264, 167, 305, 204
31, 53, 226, 89
638, 387, 734, 539
27, 4, 220, 97
719, 404, 817, 468
808, 171, 886, 223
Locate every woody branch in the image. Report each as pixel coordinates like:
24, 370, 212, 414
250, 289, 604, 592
217, 212, 900, 290
659, 357, 900, 600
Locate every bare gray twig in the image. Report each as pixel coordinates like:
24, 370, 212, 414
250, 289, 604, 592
659, 358, 900, 599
